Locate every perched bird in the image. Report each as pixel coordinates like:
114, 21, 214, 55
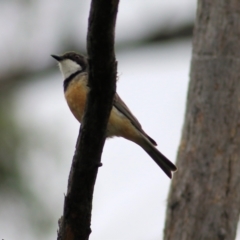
52, 52, 177, 178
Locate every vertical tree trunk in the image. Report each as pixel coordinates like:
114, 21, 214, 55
164, 1, 240, 240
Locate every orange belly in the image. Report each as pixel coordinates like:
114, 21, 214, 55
64, 77, 142, 144
64, 77, 88, 122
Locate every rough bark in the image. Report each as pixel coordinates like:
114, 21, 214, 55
57, 1, 119, 240
164, 1, 240, 240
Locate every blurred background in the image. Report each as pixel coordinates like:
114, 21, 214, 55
0, 1, 227, 239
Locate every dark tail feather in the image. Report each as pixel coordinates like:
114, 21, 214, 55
144, 143, 177, 178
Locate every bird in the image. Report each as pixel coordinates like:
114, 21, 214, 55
51, 52, 177, 178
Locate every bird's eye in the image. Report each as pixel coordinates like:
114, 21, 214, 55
73, 55, 79, 61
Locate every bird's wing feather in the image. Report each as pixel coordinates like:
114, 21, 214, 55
113, 93, 142, 130
113, 93, 157, 146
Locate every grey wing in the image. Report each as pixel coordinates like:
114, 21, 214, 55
113, 93, 157, 146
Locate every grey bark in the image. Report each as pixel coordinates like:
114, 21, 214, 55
164, 1, 240, 240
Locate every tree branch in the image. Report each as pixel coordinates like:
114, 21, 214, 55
57, 1, 119, 240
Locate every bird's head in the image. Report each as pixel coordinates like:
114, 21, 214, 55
51, 52, 88, 79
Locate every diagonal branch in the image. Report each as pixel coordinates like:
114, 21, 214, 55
57, 1, 119, 240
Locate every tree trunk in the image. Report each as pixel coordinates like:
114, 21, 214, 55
164, 1, 240, 240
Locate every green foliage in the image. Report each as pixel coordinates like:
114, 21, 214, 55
0, 95, 55, 237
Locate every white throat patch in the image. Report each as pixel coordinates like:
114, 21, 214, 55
59, 59, 82, 79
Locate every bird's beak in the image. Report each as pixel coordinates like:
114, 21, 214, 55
51, 54, 62, 62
